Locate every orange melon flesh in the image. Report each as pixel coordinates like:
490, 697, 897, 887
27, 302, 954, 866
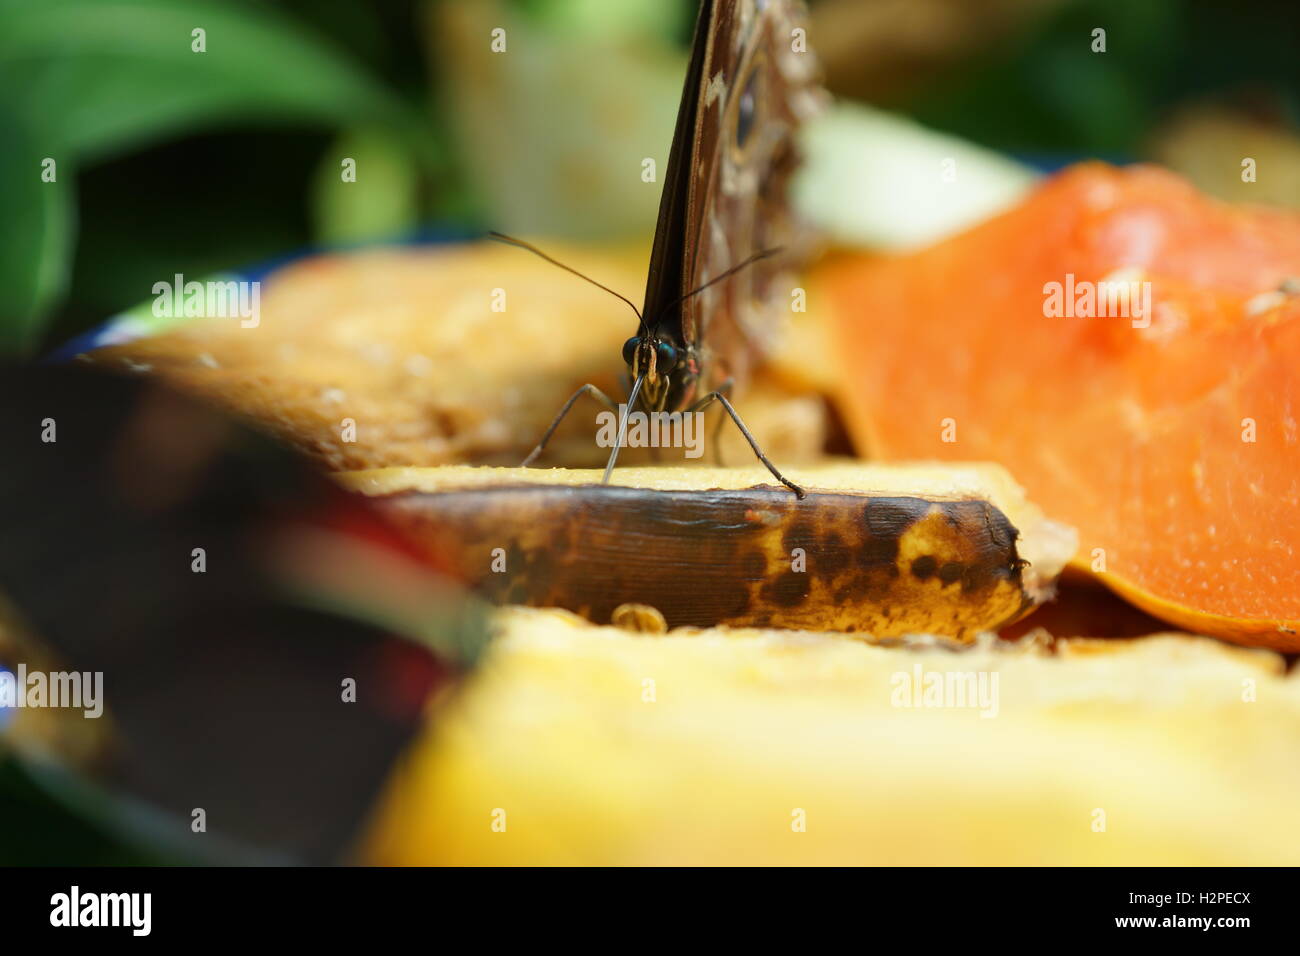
823, 163, 1300, 649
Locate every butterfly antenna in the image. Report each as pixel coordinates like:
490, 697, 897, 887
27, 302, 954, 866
652, 247, 783, 329
487, 231, 645, 331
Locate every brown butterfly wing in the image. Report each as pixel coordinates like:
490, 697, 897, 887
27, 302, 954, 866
644, 0, 823, 392
639, 0, 715, 336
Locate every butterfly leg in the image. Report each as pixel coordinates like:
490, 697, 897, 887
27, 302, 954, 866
521, 384, 618, 467
706, 378, 734, 466
686, 390, 805, 498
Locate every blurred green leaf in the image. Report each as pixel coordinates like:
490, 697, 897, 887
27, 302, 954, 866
910, 0, 1183, 155
311, 126, 421, 244
0, 0, 414, 164
514, 0, 690, 43
0, 0, 433, 353
0, 106, 75, 354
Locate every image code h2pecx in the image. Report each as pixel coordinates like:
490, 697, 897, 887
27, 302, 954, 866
0, 0, 1296, 935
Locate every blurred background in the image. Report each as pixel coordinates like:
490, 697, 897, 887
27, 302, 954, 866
3, 0, 1299, 358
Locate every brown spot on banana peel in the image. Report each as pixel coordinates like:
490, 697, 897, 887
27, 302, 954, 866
371, 483, 1043, 641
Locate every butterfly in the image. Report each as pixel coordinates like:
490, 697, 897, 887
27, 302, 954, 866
491, 0, 822, 497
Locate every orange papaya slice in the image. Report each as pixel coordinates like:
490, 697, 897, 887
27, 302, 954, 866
823, 162, 1300, 649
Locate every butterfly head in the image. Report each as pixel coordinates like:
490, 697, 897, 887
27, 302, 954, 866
622, 334, 680, 409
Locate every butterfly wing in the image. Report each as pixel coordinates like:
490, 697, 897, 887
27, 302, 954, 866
0, 364, 486, 863
644, 0, 823, 393
639, 0, 715, 336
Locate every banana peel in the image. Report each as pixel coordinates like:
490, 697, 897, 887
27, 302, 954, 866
339, 462, 1077, 640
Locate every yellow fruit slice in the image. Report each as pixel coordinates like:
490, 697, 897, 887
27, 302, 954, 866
359, 606, 1300, 865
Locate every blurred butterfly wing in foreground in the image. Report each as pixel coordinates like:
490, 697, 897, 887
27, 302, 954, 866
647, 0, 825, 391
0, 365, 486, 863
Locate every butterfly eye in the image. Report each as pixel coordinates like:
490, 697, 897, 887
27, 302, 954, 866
655, 341, 678, 373
736, 68, 758, 148
622, 336, 640, 367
